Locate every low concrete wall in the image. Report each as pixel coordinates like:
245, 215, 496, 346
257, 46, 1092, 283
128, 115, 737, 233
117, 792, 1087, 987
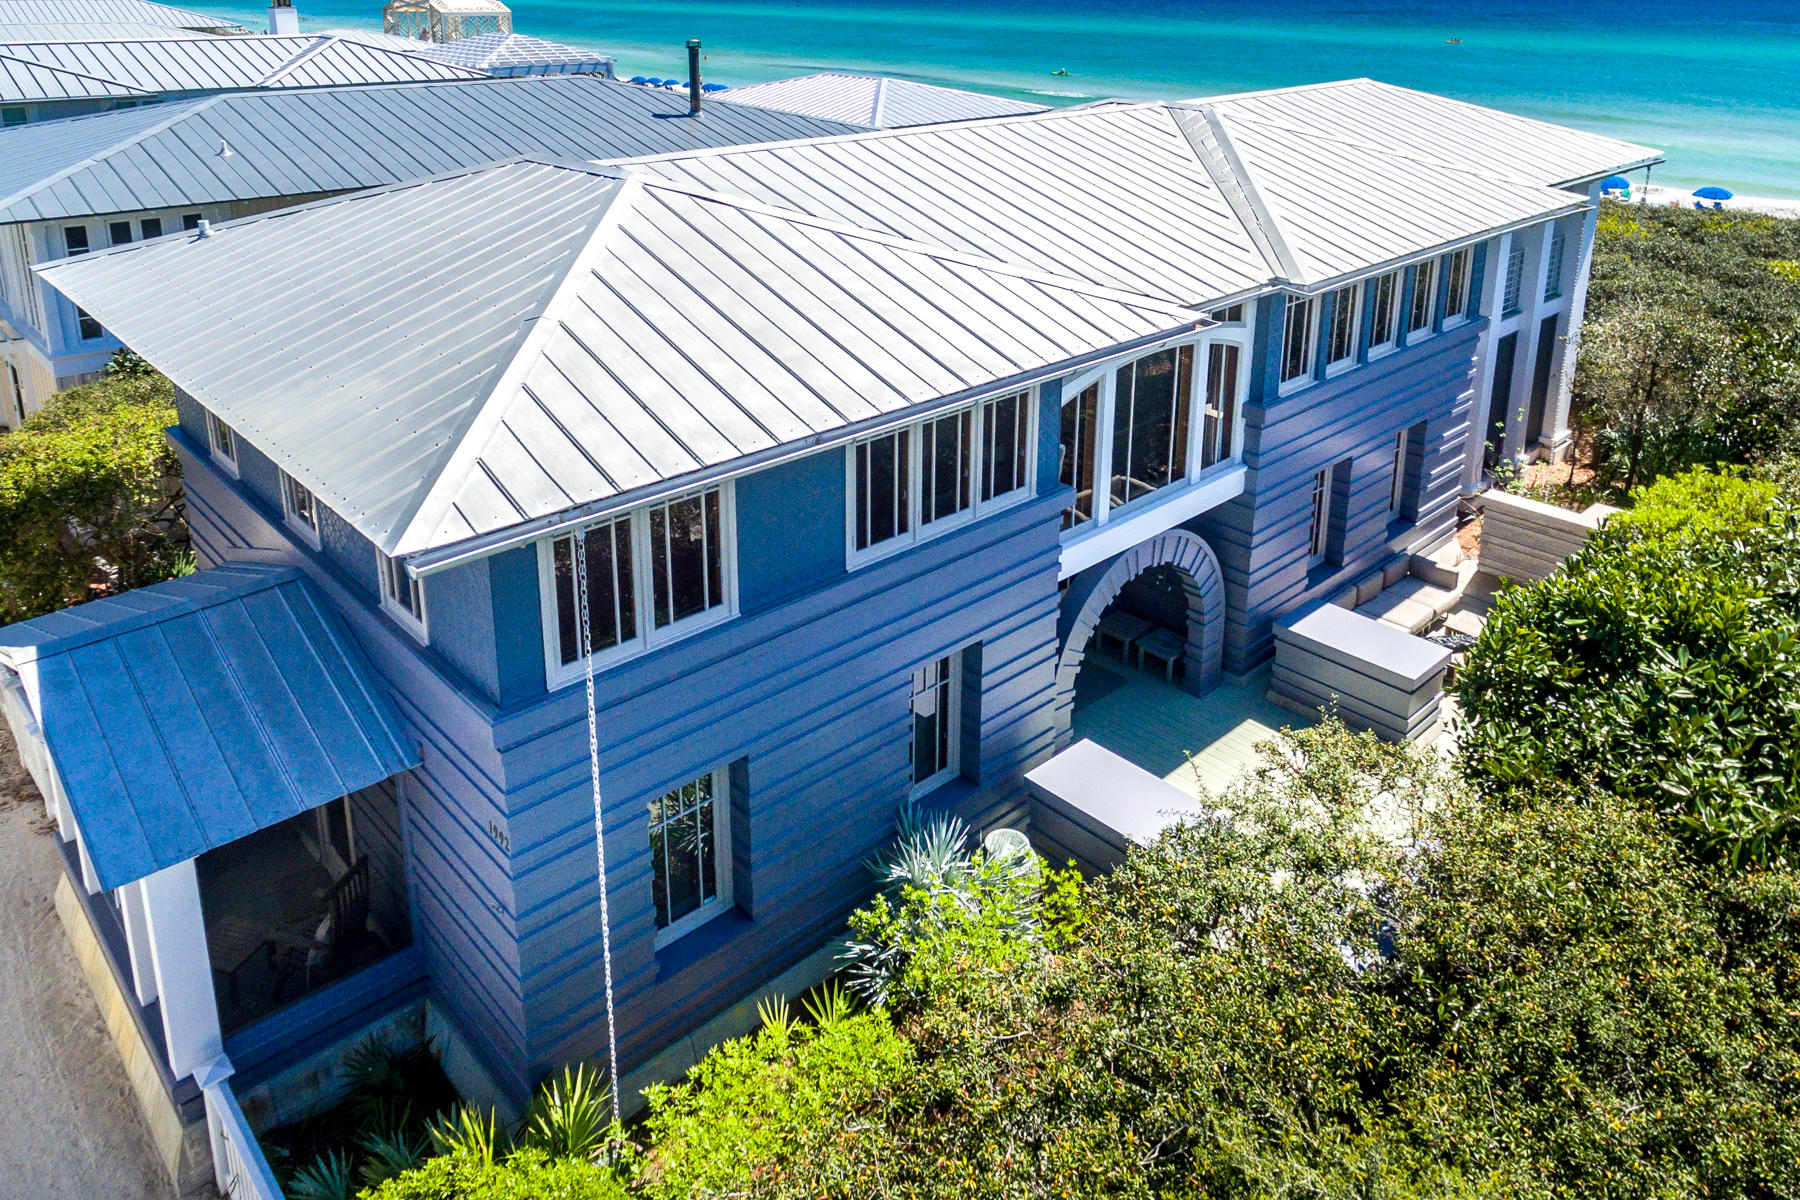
1271, 603, 1453, 743
1476, 490, 1619, 584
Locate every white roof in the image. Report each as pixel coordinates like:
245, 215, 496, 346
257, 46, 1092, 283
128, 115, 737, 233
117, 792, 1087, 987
718, 72, 1047, 129
411, 31, 610, 73
1201, 78, 1660, 187
38, 159, 1200, 556
0, 0, 242, 30
0, 32, 485, 102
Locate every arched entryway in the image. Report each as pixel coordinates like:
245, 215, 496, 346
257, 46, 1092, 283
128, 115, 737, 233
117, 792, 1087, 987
1054, 529, 1226, 739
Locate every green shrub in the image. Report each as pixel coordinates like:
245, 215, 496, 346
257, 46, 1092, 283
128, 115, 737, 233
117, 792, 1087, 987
1460, 467, 1800, 861
357, 1147, 628, 1200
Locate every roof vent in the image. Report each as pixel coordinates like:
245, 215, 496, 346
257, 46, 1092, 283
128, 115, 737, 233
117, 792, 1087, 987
218, 139, 233, 158
687, 39, 702, 116
196, 219, 213, 239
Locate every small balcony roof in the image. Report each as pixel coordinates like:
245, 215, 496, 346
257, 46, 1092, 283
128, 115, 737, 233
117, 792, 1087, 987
0, 562, 419, 891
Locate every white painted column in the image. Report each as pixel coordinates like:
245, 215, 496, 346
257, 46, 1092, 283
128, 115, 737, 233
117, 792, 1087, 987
1545, 184, 1602, 462
1462, 232, 1513, 493
118, 880, 160, 1006
1504, 223, 1556, 460
141, 859, 225, 1081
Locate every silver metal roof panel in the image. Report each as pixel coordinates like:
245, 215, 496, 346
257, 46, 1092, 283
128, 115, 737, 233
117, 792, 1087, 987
412, 31, 612, 74
0, 0, 242, 30
718, 72, 1048, 129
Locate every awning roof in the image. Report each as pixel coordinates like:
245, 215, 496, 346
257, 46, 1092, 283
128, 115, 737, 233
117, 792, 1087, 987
0, 563, 419, 891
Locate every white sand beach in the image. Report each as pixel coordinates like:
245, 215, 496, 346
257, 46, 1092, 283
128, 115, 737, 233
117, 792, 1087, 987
1632, 183, 1800, 220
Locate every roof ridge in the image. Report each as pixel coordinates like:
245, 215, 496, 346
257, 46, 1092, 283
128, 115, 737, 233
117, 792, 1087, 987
0, 95, 216, 215
869, 74, 888, 127
387, 171, 639, 556
252, 31, 340, 86
1170, 104, 1300, 284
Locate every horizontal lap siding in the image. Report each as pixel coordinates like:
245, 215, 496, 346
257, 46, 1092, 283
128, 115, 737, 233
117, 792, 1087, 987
1196, 322, 1480, 673
495, 482, 1065, 1081
174, 442, 536, 1097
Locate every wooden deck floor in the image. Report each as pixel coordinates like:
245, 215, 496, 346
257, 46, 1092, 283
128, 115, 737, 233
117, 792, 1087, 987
1071, 657, 1314, 799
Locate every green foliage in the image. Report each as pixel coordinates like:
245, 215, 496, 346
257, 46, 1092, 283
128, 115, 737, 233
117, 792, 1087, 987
357, 1147, 629, 1200
0, 366, 187, 622
1578, 202, 1800, 486
517, 1065, 617, 1163
427, 1107, 513, 1166
291, 1149, 358, 1200
638, 983, 912, 1200
1458, 467, 1800, 861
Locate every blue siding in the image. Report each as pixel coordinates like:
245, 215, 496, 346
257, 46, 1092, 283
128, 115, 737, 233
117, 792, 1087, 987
734, 451, 846, 611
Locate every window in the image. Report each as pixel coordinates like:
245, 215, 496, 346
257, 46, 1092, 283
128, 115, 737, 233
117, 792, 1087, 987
1199, 342, 1241, 470
1307, 467, 1333, 565
1368, 270, 1402, 354
181, 213, 202, 232
909, 655, 960, 795
1110, 344, 1192, 507
1, 107, 25, 128
1407, 259, 1437, 337
1209, 303, 1245, 325
1280, 295, 1317, 385
205, 411, 237, 473
1502, 246, 1525, 316
1389, 428, 1410, 515
108, 221, 133, 246
378, 552, 427, 638
62, 226, 89, 256
281, 471, 320, 547
1059, 380, 1099, 529
849, 392, 1034, 562
546, 483, 734, 678
76, 309, 103, 341
140, 217, 163, 240
1443, 248, 1473, 323
1544, 226, 1566, 301
1325, 282, 1361, 368
647, 769, 731, 943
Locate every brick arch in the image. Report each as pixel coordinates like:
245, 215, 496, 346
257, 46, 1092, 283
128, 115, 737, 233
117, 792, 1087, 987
1054, 529, 1226, 736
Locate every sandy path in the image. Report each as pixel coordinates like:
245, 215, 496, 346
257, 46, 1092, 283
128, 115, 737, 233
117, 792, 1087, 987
0, 724, 173, 1200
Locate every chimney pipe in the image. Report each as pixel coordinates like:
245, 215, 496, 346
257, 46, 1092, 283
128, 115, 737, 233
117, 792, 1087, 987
687, 39, 702, 115
267, 0, 298, 35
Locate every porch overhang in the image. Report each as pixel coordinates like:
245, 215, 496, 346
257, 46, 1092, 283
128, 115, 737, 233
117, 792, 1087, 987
0, 562, 419, 892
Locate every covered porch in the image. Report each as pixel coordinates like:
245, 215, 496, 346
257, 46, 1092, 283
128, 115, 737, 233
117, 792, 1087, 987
0, 563, 421, 1198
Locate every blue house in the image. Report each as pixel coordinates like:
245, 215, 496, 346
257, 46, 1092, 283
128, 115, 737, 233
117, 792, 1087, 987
9, 80, 1654, 1197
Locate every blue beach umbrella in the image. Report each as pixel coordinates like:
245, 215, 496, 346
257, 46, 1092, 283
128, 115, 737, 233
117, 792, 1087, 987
702, 82, 727, 92
1600, 175, 1630, 193
1694, 186, 1734, 200
628, 75, 648, 84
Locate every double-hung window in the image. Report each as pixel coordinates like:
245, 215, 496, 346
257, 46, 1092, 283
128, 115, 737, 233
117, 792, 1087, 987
1199, 341, 1241, 470
1368, 271, 1402, 355
206, 411, 238, 475
1502, 246, 1525, 317
1407, 259, 1437, 339
1443, 248, 1473, 324
1389, 429, 1411, 516
648, 768, 731, 945
546, 483, 735, 681
849, 391, 1034, 564
1280, 295, 1317, 387
1111, 343, 1193, 507
1544, 226, 1566, 301
281, 470, 321, 548
1325, 282, 1361, 371
1059, 379, 1100, 529
378, 552, 427, 641
909, 655, 960, 796
1308, 467, 1333, 566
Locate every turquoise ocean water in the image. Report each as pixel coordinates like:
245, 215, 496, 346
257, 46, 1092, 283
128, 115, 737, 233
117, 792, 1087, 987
188, 0, 1800, 197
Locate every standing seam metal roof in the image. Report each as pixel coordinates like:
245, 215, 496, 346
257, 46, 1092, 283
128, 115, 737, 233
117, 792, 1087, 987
0, 0, 243, 30
36, 158, 1204, 556
0, 562, 418, 891
717, 71, 1049, 129
0, 74, 864, 223
410, 31, 612, 74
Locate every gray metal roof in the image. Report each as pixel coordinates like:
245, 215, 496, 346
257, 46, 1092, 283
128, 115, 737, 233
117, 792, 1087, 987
0, 20, 191, 38
38, 158, 1200, 557
0, 0, 242, 30
1200, 79, 1661, 188
0, 562, 418, 890
0, 45, 152, 99
717, 72, 1048, 129
411, 31, 612, 76
0, 74, 864, 223
0, 32, 486, 103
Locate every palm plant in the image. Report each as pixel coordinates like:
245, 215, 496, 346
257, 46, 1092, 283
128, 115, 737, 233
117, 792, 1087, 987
518, 1063, 617, 1162
427, 1103, 512, 1165
357, 1125, 430, 1188
287, 1149, 356, 1200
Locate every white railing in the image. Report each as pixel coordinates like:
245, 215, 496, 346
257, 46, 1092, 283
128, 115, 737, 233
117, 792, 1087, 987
204, 1072, 285, 1200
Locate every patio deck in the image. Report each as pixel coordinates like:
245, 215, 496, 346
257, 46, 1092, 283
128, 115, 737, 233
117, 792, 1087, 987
1070, 655, 1313, 799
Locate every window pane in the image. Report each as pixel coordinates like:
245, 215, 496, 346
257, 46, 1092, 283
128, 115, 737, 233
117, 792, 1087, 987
698, 795, 718, 905
1203, 342, 1240, 468
909, 657, 954, 785
1409, 262, 1436, 332
1059, 382, 1098, 529
1327, 284, 1359, 363
610, 519, 635, 648
648, 799, 670, 927
981, 391, 1027, 502
554, 538, 579, 665
857, 431, 909, 550
140, 218, 162, 240
1282, 297, 1314, 382
1114, 347, 1183, 506
654, 494, 709, 627
704, 489, 723, 606
663, 800, 701, 923
108, 221, 133, 246
920, 411, 970, 525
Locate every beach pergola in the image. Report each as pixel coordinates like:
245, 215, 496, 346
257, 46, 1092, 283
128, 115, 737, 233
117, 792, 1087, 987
382, 0, 511, 44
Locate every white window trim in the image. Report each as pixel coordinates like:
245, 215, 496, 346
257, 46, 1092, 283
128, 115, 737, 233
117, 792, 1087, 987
1324, 281, 1363, 376
377, 551, 428, 643
845, 389, 1038, 569
205, 412, 238, 479
1278, 295, 1319, 394
908, 653, 962, 799
280, 471, 322, 549
649, 765, 734, 949
538, 481, 739, 689
1366, 270, 1404, 361
1405, 261, 1439, 345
